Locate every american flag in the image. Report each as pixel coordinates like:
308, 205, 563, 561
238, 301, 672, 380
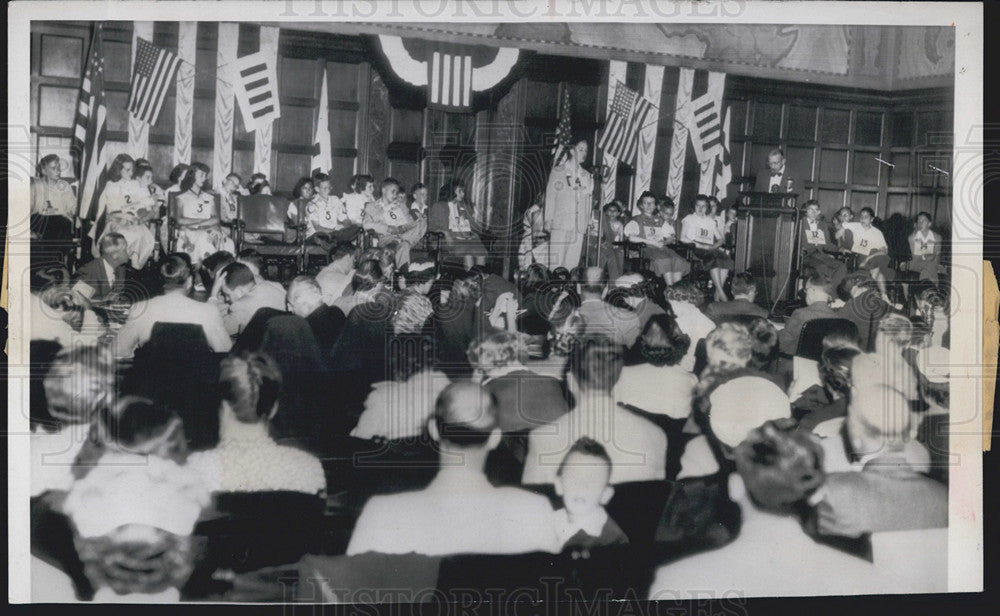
597, 81, 654, 166
71, 23, 109, 239
427, 49, 473, 111
551, 86, 572, 167
232, 51, 281, 133
128, 37, 181, 126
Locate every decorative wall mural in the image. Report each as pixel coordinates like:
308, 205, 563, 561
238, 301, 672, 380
898, 26, 955, 80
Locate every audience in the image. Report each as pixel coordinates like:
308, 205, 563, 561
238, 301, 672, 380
28, 162, 953, 600
115, 254, 232, 357
705, 272, 768, 322
469, 331, 569, 432
522, 336, 668, 485
286, 275, 346, 354
553, 438, 629, 553
347, 381, 561, 556
213, 261, 286, 336
188, 353, 326, 495
613, 314, 696, 419
778, 276, 837, 355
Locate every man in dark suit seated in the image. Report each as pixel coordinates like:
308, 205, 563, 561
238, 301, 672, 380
778, 276, 837, 355
705, 272, 768, 323
71, 232, 130, 306
835, 272, 892, 351
286, 275, 346, 355
753, 148, 795, 194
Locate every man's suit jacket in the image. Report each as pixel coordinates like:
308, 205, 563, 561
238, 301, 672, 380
74, 257, 125, 301
306, 304, 347, 356
778, 302, 838, 355
754, 169, 796, 194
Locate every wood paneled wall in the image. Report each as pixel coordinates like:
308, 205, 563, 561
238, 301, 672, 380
30, 22, 953, 239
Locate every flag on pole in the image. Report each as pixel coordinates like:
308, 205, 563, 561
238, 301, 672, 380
72, 23, 109, 240
311, 70, 332, 176
597, 81, 655, 166
231, 50, 281, 133
427, 47, 473, 111
128, 37, 182, 126
551, 85, 572, 167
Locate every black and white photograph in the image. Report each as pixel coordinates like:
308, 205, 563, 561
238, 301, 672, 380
7, 0, 985, 604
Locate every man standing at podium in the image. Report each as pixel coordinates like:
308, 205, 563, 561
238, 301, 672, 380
754, 149, 795, 194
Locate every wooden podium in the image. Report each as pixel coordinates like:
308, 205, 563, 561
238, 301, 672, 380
735, 192, 800, 303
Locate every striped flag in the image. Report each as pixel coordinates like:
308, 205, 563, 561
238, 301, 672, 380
427, 48, 472, 111
128, 37, 181, 126
551, 85, 572, 167
311, 69, 332, 176
597, 81, 655, 167
71, 23, 109, 240
688, 91, 725, 163
231, 50, 281, 133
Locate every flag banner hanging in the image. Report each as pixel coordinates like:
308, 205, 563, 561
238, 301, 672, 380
127, 22, 153, 159
376, 35, 519, 112
231, 49, 281, 134
597, 80, 655, 167
601, 60, 627, 208
666, 68, 694, 206
311, 67, 332, 176
254, 26, 280, 176
72, 23, 109, 239
128, 37, 181, 126
633, 64, 664, 199
673, 69, 732, 201
213, 22, 238, 191
551, 85, 572, 167
174, 22, 197, 167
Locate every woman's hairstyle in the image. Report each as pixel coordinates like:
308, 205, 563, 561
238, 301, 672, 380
160, 253, 192, 292
37, 153, 61, 177
733, 418, 825, 512
433, 381, 498, 448
637, 190, 657, 206
219, 352, 283, 424
311, 171, 330, 184
169, 164, 190, 186
42, 346, 115, 428
380, 177, 401, 192
467, 330, 529, 371
349, 173, 374, 194
392, 290, 433, 335
351, 259, 385, 293
859, 207, 876, 218
292, 177, 314, 199
449, 270, 484, 306
836, 206, 854, 220
819, 344, 863, 398
802, 199, 821, 213
91, 396, 188, 462
567, 335, 624, 393
603, 200, 623, 214
518, 263, 550, 295
180, 162, 209, 193
637, 313, 691, 367
746, 317, 779, 371
134, 161, 154, 180
107, 153, 135, 183
665, 280, 705, 306
704, 322, 754, 371
877, 313, 914, 348
409, 182, 426, 199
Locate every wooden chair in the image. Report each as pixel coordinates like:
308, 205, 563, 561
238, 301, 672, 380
613, 239, 649, 273
164, 193, 230, 254
235, 194, 305, 275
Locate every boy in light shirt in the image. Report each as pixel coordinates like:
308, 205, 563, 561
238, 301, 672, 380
839, 207, 891, 301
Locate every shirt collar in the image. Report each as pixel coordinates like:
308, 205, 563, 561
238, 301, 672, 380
555, 506, 609, 542
102, 258, 117, 283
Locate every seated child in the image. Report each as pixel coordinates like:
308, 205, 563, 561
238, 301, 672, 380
362, 177, 426, 266
585, 201, 626, 281
553, 438, 629, 557
626, 192, 689, 286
